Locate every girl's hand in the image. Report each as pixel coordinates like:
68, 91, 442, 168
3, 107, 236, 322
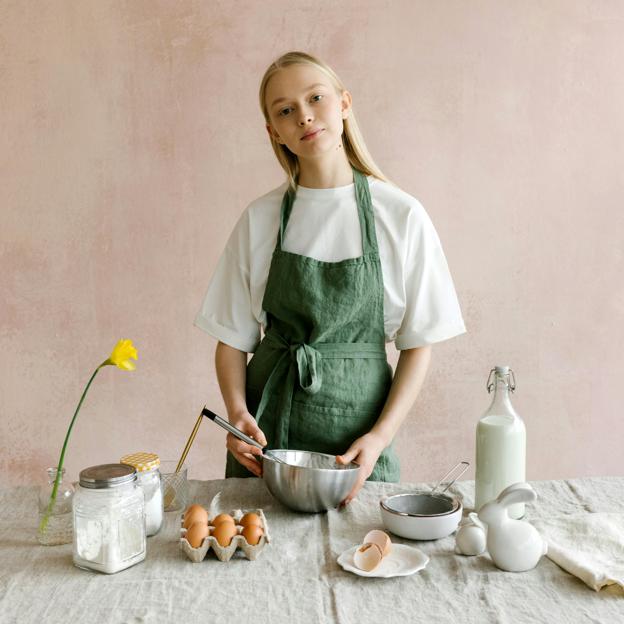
226, 410, 267, 477
336, 431, 388, 505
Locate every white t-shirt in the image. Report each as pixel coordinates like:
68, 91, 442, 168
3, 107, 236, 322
194, 175, 466, 352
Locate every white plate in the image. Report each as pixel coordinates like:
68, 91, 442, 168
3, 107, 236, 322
337, 544, 430, 578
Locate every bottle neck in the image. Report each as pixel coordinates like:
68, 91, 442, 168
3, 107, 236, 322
47, 467, 65, 484
488, 376, 515, 415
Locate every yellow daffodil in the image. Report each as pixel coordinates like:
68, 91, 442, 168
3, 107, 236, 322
103, 339, 138, 370
39, 339, 139, 539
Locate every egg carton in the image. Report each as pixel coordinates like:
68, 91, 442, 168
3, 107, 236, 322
179, 508, 271, 562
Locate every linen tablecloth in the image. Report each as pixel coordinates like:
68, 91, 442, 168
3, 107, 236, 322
1, 477, 623, 623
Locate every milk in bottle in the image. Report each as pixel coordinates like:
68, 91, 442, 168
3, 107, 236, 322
475, 366, 526, 519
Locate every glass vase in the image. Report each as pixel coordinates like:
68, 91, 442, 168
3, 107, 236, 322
37, 467, 74, 545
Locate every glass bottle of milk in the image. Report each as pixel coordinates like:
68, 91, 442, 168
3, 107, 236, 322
475, 366, 526, 519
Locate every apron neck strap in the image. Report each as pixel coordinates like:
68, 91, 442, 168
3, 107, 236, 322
277, 166, 379, 255
353, 167, 378, 255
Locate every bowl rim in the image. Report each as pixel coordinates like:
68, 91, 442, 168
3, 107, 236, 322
380, 492, 462, 518
263, 449, 360, 472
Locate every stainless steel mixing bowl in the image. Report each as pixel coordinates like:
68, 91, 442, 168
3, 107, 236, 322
261, 450, 360, 513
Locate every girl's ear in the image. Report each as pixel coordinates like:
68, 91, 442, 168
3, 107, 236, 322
266, 124, 282, 143
341, 90, 352, 119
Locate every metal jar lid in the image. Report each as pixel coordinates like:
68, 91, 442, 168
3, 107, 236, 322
79, 463, 137, 489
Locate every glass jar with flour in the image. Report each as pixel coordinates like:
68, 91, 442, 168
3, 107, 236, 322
72, 463, 146, 574
120, 451, 163, 536
475, 366, 526, 519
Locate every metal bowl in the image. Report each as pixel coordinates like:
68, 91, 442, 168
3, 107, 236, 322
261, 450, 360, 513
380, 492, 463, 540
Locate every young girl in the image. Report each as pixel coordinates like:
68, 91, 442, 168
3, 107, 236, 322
194, 51, 466, 504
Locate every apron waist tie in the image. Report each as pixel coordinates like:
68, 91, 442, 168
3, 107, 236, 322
254, 331, 387, 449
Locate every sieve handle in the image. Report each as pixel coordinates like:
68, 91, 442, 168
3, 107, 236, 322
430, 461, 470, 495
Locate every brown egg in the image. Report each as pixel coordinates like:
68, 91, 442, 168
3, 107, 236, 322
185, 522, 209, 548
239, 512, 262, 529
242, 524, 264, 546
212, 513, 235, 527
183, 504, 208, 529
212, 521, 238, 547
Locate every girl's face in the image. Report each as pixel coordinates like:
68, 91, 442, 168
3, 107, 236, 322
265, 64, 352, 159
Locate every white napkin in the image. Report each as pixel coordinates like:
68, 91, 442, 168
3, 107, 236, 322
533, 513, 624, 591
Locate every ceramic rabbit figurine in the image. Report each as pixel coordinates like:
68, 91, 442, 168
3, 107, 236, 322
477, 482, 547, 572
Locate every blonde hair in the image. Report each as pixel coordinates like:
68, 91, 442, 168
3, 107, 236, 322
259, 51, 395, 191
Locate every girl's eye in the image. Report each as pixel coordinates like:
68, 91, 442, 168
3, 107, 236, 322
279, 95, 323, 116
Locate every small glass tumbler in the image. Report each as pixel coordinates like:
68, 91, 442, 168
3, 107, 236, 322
159, 461, 189, 512
38, 467, 74, 545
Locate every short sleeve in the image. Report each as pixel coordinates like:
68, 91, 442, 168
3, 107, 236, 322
193, 210, 261, 352
395, 204, 466, 350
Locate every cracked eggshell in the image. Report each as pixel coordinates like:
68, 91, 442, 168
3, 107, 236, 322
363, 529, 392, 557
354, 542, 384, 571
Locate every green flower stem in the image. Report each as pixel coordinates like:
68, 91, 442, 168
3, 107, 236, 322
38, 363, 106, 534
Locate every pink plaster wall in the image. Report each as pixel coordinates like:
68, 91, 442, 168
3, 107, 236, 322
2, 2, 623, 487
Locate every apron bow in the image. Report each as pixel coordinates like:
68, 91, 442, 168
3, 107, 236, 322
289, 343, 322, 395
253, 332, 323, 444
254, 330, 386, 449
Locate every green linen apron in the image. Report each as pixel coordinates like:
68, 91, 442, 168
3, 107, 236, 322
225, 166, 400, 482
